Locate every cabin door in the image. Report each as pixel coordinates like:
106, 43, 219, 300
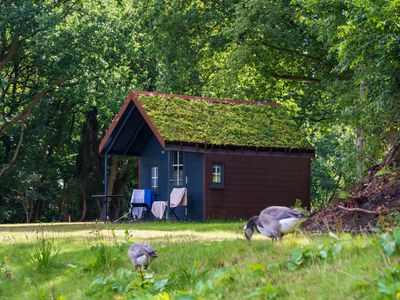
167, 150, 188, 220
170, 150, 186, 188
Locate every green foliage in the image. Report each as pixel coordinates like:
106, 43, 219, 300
338, 190, 351, 200
86, 268, 169, 298
375, 227, 400, 299
283, 240, 344, 270
375, 166, 394, 177
380, 228, 400, 257
84, 242, 122, 272
0, 0, 141, 222
309, 126, 357, 208
274, 233, 370, 272
296, 0, 400, 155
169, 262, 209, 289
246, 280, 279, 299
0, 255, 14, 287
377, 266, 400, 300
379, 212, 400, 229
30, 237, 59, 271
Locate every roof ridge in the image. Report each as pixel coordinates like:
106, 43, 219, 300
131, 90, 281, 107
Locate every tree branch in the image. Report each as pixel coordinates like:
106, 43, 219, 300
0, 123, 25, 177
338, 205, 390, 215
0, 32, 19, 72
0, 86, 50, 134
383, 137, 400, 166
261, 41, 328, 66
0, 79, 75, 135
272, 73, 321, 83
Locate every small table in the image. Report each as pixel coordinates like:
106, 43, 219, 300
91, 194, 125, 223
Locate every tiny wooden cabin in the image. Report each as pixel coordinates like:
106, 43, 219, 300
99, 90, 314, 220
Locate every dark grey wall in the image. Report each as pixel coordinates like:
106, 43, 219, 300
139, 136, 205, 220
163, 151, 204, 220
139, 135, 168, 202
185, 152, 204, 220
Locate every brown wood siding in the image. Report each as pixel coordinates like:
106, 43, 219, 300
204, 153, 311, 220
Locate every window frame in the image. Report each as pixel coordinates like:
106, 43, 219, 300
151, 166, 159, 191
172, 151, 184, 187
211, 162, 224, 188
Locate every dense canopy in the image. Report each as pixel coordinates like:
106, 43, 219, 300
137, 93, 312, 150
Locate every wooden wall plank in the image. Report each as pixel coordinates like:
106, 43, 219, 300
204, 153, 311, 219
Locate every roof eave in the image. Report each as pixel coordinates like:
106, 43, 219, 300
165, 141, 315, 158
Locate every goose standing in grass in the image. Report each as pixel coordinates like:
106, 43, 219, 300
243, 206, 306, 242
128, 243, 157, 278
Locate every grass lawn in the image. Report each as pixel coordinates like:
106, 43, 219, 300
0, 221, 387, 299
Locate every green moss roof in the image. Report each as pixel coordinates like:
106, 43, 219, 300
137, 94, 312, 150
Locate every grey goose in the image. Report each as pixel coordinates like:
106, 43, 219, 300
243, 206, 306, 242
128, 243, 157, 270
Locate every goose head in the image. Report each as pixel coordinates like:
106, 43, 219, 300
243, 216, 258, 242
147, 249, 158, 260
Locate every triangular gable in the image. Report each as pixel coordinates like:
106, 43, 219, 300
99, 91, 165, 155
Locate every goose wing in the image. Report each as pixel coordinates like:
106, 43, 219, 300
257, 210, 282, 238
261, 206, 305, 221
142, 244, 157, 256
253, 215, 265, 230
257, 210, 280, 228
128, 244, 143, 259
128, 243, 157, 258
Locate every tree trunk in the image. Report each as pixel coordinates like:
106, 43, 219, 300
107, 156, 119, 218
19, 192, 33, 223
80, 183, 87, 222
75, 107, 102, 221
383, 138, 400, 166
107, 156, 119, 195
111, 157, 139, 219
356, 78, 366, 182
58, 179, 67, 221
0, 123, 24, 177
32, 199, 43, 222
356, 127, 365, 182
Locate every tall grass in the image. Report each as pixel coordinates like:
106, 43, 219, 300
30, 237, 58, 271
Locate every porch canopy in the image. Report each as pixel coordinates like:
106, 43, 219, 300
99, 96, 156, 156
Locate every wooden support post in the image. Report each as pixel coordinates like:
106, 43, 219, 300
104, 152, 109, 223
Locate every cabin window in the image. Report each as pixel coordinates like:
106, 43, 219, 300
211, 163, 224, 187
151, 166, 158, 190
172, 151, 183, 186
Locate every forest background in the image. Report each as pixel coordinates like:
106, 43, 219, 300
0, 0, 399, 223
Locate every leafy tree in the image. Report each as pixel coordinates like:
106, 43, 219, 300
296, 0, 400, 166
0, 1, 142, 221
